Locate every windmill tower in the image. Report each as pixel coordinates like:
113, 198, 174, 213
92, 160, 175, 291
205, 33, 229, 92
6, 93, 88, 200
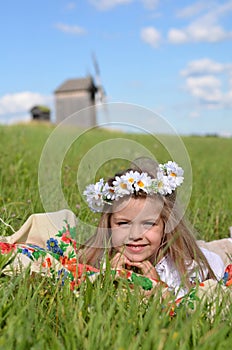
54, 75, 98, 127
54, 54, 108, 127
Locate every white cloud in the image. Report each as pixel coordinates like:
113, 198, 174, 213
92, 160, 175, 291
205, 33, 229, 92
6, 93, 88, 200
89, 0, 160, 11
168, 29, 188, 44
88, 0, 133, 11
168, 1, 232, 44
181, 59, 232, 108
181, 58, 226, 76
224, 90, 232, 107
177, 0, 232, 19
185, 75, 222, 103
89, 0, 159, 11
188, 23, 230, 42
140, 0, 159, 10
0, 92, 52, 116
168, 23, 232, 44
229, 72, 232, 88
54, 23, 87, 35
176, 1, 212, 18
140, 26, 161, 48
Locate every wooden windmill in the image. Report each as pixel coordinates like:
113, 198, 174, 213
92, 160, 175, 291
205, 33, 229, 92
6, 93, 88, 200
54, 54, 107, 127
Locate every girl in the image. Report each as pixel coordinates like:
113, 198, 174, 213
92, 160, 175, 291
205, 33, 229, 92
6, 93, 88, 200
0, 160, 228, 299
80, 159, 225, 297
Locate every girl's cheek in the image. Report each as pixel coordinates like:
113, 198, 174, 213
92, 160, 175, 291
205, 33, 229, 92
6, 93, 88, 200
112, 237, 122, 248
111, 230, 125, 248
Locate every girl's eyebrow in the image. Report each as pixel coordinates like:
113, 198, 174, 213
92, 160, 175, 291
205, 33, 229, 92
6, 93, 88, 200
112, 216, 159, 222
143, 216, 160, 221
112, 216, 130, 221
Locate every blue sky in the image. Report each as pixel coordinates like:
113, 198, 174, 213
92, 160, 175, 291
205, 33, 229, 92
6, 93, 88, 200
1, 0, 232, 135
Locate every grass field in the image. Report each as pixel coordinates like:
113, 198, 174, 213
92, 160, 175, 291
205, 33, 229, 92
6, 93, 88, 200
0, 123, 231, 349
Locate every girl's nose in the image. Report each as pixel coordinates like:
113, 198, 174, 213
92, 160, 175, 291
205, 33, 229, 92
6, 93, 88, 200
129, 225, 143, 240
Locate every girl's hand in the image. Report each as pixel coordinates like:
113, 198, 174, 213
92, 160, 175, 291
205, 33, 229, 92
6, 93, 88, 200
110, 253, 159, 281
110, 252, 132, 270
110, 253, 167, 299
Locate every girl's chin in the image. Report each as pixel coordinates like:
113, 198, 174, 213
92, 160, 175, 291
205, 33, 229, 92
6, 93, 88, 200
124, 252, 146, 263
123, 251, 156, 264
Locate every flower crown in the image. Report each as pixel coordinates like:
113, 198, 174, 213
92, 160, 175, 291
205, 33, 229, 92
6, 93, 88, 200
83, 161, 184, 212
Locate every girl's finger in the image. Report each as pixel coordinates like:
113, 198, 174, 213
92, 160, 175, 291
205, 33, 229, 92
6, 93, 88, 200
110, 252, 130, 269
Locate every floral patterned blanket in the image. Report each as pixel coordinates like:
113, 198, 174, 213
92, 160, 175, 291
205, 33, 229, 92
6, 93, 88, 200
1, 210, 232, 317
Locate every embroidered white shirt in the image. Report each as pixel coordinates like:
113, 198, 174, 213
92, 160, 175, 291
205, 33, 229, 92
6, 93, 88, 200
155, 247, 225, 298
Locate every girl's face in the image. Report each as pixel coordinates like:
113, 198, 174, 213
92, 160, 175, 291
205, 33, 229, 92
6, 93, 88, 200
110, 197, 164, 264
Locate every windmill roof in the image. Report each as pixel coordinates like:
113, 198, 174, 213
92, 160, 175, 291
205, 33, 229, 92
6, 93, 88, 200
55, 76, 96, 93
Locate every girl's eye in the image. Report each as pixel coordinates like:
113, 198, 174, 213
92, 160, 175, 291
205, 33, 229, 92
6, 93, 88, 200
117, 221, 130, 226
143, 222, 156, 227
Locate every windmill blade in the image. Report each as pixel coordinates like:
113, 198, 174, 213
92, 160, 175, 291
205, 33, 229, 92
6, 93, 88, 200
91, 52, 110, 124
92, 52, 106, 103
92, 52, 100, 77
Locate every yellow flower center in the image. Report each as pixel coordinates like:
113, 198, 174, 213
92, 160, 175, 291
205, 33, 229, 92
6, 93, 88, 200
170, 172, 176, 177
120, 183, 128, 189
128, 177, 134, 183
137, 180, 144, 188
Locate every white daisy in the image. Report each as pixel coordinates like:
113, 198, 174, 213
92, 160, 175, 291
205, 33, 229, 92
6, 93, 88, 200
165, 161, 184, 177
102, 183, 117, 201
121, 170, 140, 187
156, 172, 173, 195
83, 179, 105, 212
112, 174, 133, 197
134, 172, 152, 193
160, 161, 184, 189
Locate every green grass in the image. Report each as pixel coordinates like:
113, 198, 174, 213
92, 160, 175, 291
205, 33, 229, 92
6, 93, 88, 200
0, 123, 232, 349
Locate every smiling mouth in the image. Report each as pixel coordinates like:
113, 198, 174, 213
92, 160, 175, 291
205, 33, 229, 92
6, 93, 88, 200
126, 244, 148, 251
